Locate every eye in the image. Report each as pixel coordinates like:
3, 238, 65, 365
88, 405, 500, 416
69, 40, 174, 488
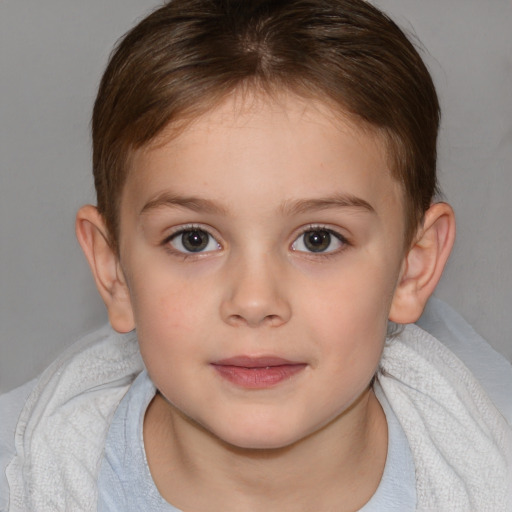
168, 228, 220, 254
291, 228, 346, 254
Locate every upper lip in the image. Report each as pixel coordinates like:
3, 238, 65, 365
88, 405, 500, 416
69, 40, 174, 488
212, 356, 303, 368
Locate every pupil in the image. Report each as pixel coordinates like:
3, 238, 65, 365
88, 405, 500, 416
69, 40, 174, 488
182, 230, 208, 252
305, 230, 330, 252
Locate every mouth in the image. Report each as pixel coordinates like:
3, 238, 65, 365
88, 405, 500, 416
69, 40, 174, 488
211, 356, 307, 389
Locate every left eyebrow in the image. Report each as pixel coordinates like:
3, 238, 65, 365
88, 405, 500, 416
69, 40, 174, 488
279, 193, 376, 216
139, 193, 229, 216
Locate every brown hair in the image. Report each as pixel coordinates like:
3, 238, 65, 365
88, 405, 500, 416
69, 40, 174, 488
92, 0, 440, 251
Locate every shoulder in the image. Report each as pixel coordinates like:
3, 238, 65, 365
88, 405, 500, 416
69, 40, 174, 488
380, 306, 512, 510
1, 325, 144, 511
0, 380, 36, 511
417, 296, 512, 424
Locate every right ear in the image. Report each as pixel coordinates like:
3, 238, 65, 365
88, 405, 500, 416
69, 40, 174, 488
75, 205, 135, 333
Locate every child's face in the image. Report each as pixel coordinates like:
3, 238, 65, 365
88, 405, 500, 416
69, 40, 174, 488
117, 92, 407, 449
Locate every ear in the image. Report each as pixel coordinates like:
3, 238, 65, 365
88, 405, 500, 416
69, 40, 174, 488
75, 205, 135, 333
389, 202, 455, 324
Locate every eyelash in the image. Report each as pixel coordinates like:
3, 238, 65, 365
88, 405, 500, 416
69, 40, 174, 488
162, 224, 221, 259
161, 224, 351, 259
291, 225, 350, 258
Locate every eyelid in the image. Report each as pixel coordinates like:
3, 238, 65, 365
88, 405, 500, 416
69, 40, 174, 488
162, 224, 222, 256
162, 223, 218, 242
293, 224, 350, 242
290, 224, 351, 254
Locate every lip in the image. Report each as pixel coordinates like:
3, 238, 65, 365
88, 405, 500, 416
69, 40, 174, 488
211, 356, 307, 389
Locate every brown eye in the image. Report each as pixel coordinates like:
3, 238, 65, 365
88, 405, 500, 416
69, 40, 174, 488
291, 228, 346, 254
170, 229, 220, 253
303, 230, 331, 252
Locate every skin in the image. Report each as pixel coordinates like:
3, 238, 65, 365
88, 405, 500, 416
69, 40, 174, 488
77, 91, 455, 511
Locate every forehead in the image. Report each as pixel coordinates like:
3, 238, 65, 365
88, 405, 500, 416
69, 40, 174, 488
123, 91, 404, 226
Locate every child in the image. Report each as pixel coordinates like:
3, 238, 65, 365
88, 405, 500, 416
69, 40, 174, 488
1, 0, 511, 510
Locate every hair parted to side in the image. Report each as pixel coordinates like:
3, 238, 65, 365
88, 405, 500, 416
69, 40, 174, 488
92, 0, 440, 252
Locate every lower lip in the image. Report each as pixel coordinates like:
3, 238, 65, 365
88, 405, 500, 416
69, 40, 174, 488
212, 364, 306, 389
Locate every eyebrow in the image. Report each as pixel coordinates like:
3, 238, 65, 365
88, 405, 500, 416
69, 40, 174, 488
140, 191, 375, 217
140, 193, 229, 216
279, 194, 375, 216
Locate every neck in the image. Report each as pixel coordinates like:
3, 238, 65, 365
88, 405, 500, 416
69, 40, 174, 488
144, 387, 387, 512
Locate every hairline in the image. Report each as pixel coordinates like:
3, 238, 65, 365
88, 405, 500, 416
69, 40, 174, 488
112, 83, 414, 256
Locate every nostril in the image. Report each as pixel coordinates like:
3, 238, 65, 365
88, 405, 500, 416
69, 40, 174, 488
265, 314, 281, 326
229, 314, 245, 325
219, 275, 292, 327
226, 313, 284, 328
226, 313, 260, 327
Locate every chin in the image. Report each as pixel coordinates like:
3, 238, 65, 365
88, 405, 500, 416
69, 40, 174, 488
210, 421, 309, 452
225, 435, 298, 452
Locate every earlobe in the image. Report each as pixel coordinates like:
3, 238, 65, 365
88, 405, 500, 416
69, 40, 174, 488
75, 205, 135, 333
389, 202, 456, 324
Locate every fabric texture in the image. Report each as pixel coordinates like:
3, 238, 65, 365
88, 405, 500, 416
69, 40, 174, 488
417, 297, 512, 422
97, 371, 180, 511
1, 298, 511, 511
378, 324, 512, 512
0, 381, 35, 512
4, 326, 143, 512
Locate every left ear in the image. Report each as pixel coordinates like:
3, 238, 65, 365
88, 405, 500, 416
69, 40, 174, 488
389, 202, 455, 324
75, 205, 135, 333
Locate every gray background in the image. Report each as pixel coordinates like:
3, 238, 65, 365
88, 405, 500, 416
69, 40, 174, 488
1, 0, 511, 392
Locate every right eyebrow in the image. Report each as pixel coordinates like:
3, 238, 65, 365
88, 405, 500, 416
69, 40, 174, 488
279, 193, 376, 216
139, 192, 229, 216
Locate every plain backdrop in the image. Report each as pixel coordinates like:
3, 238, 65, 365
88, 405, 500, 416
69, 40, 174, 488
1, 0, 511, 392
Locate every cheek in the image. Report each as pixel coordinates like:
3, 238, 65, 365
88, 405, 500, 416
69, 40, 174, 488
125, 275, 209, 370
128, 260, 213, 326
133, 289, 207, 399
304, 261, 395, 328
298, 258, 397, 369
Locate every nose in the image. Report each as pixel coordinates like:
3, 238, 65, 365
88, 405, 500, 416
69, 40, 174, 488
220, 254, 292, 328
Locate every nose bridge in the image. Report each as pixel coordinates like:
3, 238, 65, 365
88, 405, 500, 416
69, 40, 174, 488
221, 245, 291, 327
